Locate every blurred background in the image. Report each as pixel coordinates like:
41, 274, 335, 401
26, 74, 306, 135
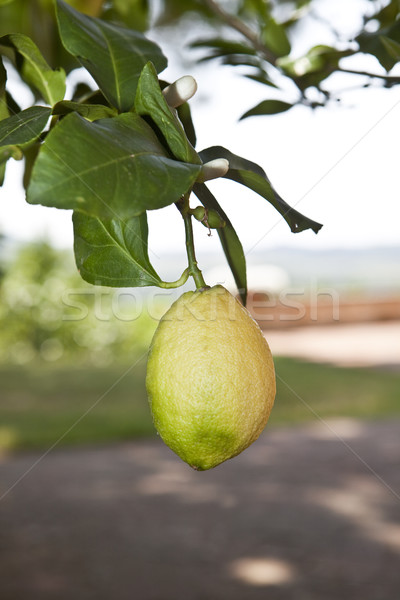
0, 1, 399, 599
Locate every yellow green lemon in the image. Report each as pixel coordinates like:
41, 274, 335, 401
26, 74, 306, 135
146, 285, 276, 470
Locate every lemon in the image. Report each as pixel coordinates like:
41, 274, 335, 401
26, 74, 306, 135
146, 285, 276, 470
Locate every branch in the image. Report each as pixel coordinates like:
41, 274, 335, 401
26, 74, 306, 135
201, 0, 277, 65
338, 67, 400, 84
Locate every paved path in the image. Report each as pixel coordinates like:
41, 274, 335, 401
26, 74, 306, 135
1, 419, 400, 599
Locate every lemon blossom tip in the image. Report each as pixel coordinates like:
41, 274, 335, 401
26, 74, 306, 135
162, 76, 198, 108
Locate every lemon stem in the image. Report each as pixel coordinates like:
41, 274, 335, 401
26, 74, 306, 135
179, 196, 207, 290
158, 267, 190, 289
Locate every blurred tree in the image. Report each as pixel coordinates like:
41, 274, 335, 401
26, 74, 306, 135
1, 0, 399, 117
0, 241, 157, 365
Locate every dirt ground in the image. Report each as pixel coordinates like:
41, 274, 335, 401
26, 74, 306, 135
1, 321, 399, 599
1, 417, 400, 600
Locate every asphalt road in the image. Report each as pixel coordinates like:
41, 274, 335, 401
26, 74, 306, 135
1, 418, 400, 599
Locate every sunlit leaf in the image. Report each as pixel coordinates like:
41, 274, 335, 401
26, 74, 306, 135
278, 45, 353, 89
193, 182, 247, 305
199, 146, 323, 234
73, 210, 162, 287
27, 112, 201, 219
55, 0, 167, 111
0, 33, 66, 105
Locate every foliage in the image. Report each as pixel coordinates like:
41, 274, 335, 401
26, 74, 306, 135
0, 240, 158, 365
181, 0, 400, 116
0, 0, 324, 306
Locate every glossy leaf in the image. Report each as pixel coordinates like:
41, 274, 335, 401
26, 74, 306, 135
73, 210, 162, 287
199, 146, 323, 235
27, 112, 201, 219
0, 106, 51, 147
55, 0, 167, 111
135, 62, 200, 164
52, 100, 117, 121
0, 33, 66, 105
193, 182, 247, 306
240, 99, 292, 119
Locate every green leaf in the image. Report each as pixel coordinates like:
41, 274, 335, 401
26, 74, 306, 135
22, 141, 40, 191
193, 182, 247, 306
261, 17, 291, 57
135, 62, 200, 164
27, 111, 201, 219
221, 55, 264, 68
240, 99, 292, 119
198, 146, 323, 234
365, 0, 400, 29
0, 57, 8, 121
104, 0, 150, 32
244, 73, 278, 88
73, 210, 162, 287
52, 100, 117, 121
380, 35, 400, 61
0, 158, 6, 185
0, 34, 66, 106
55, 0, 167, 112
0, 106, 51, 147
278, 45, 353, 89
176, 101, 197, 147
190, 38, 256, 57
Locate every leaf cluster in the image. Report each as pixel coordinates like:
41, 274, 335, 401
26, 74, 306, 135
181, 0, 400, 117
0, 0, 322, 304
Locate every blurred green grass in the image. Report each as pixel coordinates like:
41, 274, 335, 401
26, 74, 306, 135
1, 357, 399, 451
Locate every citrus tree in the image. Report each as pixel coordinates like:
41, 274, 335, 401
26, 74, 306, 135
0, 0, 322, 303
1, 0, 397, 468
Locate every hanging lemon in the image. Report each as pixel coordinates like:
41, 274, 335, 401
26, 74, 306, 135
146, 285, 276, 470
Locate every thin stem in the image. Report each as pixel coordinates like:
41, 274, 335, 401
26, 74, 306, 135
178, 195, 208, 290
159, 268, 190, 289
202, 0, 277, 65
338, 67, 400, 83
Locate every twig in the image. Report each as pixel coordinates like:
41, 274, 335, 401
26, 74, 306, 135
338, 67, 400, 84
201, 0, 277, 65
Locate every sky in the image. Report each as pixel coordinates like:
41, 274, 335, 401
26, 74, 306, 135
0, 2, 399, 267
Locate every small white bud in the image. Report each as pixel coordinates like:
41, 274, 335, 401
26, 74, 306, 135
162, 76, 198, 108
197, 158, 230, 183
